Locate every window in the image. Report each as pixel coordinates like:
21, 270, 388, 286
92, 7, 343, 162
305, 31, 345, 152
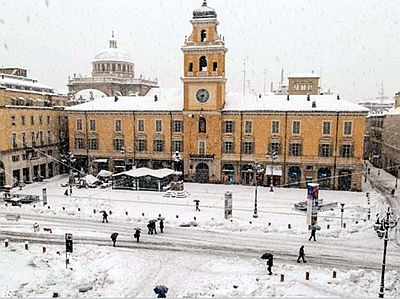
31, 132, 36, 147
30, 116, 34, 125
153, 140, 164, 152
188, 62, 193, 72
39, 116, 43, 125
12, 133, 17, 149
272, 120, 280, 134
39, 131, 44, 145
137, 139, 147, 152
11, 116, 16, 126
138, 119, 145, 132
243, 141, 253, 155
213, 62, 218, 72
12, 155, 20, 162
199, 117, 206, 133
319, 144, 332, 157
77, 119, 83, 131
47, 130, 51, 144
155, 120, 162, 132
294, 82, 299, 91
344, 121, 352, 135
323, 121, 331, 135
341, 144, 353, 158
198, 140, 206, 155
113, 138, 124, 151
47, 116, 51, 124
115, 120, 122, 132
201, 29, 207, 42
75, 137, 85, 150
173, 120, 183, 133
289, 143, 302, 156
292, 121, 301, 134
89, 120, 96, 131
301, 83, 306, 90
245, 121, 252, 134
199, 56, 207, 71
268, 142, 281, 155
308, 82, 313, 91
22, 132, 26, 147
89, 138, 99, 150
21, 116, 26, 125
223, 141, 234, 154
173, 140, 183, 152
223, 121, 234, 133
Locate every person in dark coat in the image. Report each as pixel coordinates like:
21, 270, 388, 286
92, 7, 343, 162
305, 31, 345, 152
69, 185, 72, 196
152, 221, 157, 234
159, 220, 164, 233
367, 168, 371, 175
267, 256, 273, 275
134, 229, 141, 242
110, 232, 118, 247
297, 245, 307, 263
309, 227, 316, 241
64, 189, 69, 196
391, 189, 395, 196
101, 211, 108, 223
147, 223, 153, 234
195, 201, 200, 212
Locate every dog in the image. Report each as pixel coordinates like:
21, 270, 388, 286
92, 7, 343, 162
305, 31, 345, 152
43, 227, 52, 233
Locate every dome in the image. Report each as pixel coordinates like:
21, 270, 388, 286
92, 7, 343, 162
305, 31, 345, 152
193, 0, 217, 19
94, 48, 133, 63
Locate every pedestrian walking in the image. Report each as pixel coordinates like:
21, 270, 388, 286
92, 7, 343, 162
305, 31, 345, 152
152, 221, 157, 234
69, 185, 72, 196
159, 220, 164, 233
101, 211, 108, 223
64, 189, 69, 196
147, 223, 153, 234
297, 245, 307, 263
194, 200, 200, 211
110, 232, 118, 247
367, 168, 371, 175
309, 226, 317, 241
134, 228, 141, 242
391, 189, 395, 196
267, 256, 273, 275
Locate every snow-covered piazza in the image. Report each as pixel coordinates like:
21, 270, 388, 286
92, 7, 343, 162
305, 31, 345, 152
1, 162, 400, 297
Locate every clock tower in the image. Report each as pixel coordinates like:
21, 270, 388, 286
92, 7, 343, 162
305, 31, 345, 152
181, 1, 227, 183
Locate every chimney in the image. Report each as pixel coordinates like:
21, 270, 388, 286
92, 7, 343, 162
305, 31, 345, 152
312, 101, 316, 108
114, 96, 118, 102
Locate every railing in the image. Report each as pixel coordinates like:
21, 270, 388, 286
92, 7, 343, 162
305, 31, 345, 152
68, 77, 158, 86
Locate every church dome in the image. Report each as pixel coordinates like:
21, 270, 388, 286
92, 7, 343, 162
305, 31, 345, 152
93, 37, 134, 64
193, 0, 217, 19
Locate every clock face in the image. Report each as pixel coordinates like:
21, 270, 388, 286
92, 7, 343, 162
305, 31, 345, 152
196, 88, 210, 103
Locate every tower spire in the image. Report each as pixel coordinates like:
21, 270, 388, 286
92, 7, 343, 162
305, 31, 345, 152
109, 31, 117, 49
202, 0, 207, 6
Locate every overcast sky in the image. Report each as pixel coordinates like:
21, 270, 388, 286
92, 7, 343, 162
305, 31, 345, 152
1, 0, 399, 101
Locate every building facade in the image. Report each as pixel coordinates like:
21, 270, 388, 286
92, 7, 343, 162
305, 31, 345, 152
66, 1, 368, 191
0, 68, 68, 187
67, 34, 158, 99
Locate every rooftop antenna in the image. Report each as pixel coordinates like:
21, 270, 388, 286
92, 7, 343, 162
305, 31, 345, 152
242, 59, 246, 95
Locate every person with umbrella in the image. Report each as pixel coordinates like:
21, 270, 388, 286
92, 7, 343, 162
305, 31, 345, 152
261, 253, 273, 275
309, 224, 319, 241
100, 210, 108, 223
297, 245, 307, 263
110, 232, 118, 247
154, 285, 168, 298
194, 199, 200, 211
134, 228, 141, 242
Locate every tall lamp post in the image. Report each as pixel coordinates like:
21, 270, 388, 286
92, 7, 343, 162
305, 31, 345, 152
374, 207, 399, 298
340, 203, 345, 228
120, 146, 127, 171
252, 161, 264, 218
268, 150, 278, 192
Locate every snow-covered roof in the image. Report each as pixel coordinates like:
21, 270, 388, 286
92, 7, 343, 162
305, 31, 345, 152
0, 74, 53, 91
193, 1, 217, 19
113, 167, 178, 179
93, 48, 133, 63
66, 89, 368, 113
74, 89, 107, 101
288, 73, 320, 78
386, 107, 400, 116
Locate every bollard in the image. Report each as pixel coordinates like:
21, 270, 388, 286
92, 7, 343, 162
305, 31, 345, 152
62, 207, 65, 211
25, 241, 29, 250
343, 223, 346, 229
5, 203, 8, 207
355, 220, 358, 224
332, 271, 337, 278
268, 222, 271, 226
48, 206, 50, 209
53, 292, 59, 298
43, 246, 46, 253
109, 210, 112, 215
194, 216, 197, 221
5, 239, 9, 247
288, 224, 291, 229
308, 224, 311, 230
33, 204, 35, 208
142, 212, 145, 216
280, 274, 285, 282
249, 221, 252, 224
159, 214, 161, 218
327, 224, 330, 229
78, 208, 80, 212
176, 215, 179, 218
93, 209, 96, 214
305, 272, 310, 280
125, 211, 128, 216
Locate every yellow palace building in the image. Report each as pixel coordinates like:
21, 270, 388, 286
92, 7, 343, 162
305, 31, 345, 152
66, 1, 368, 191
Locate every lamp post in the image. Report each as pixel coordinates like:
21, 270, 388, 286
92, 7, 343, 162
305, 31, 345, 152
340, 203, 345, 228
120, 146, 127, 171
252, 161, 264, 218
374, 207, 399, 298
269, 150, 278, 192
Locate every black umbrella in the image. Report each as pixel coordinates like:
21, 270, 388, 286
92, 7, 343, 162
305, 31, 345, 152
110, 232, 119, 240
261, 253, 273, 259
154, 285, 168, 296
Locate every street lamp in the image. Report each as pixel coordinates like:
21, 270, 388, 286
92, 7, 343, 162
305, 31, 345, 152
252, 161, 264, 218
120, 146, 127, 171
340, 203, 345, 228
268, 150, 278, 192
374, 207, 399, 298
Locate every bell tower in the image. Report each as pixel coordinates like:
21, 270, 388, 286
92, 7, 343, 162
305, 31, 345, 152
181, 0, 227, 111
181, 1, 227, 183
